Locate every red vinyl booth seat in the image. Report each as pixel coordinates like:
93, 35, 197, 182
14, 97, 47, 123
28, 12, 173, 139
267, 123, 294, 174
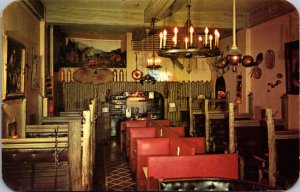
125, 120, 148, 158
173, 137, 206, 154
146, 153, 239, 191
150, 119, 172, 127
156, 126, 185, 138
136, 137, 196, 191
129, 127, 156, 173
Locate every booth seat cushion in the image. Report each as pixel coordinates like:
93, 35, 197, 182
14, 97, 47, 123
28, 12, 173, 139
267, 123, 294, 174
2, 148, 68, 163
158, 178, 278, 191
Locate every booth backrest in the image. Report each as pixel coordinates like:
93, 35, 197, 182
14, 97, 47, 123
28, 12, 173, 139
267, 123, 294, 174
129, 127, 156, 172
136, 137, 197, 191
175, 137, 206, 154
136, 138, 170, 185
156, 126, 185, 138
125, 120, 149, 158
169, 138, 196, 156
125, 120, 148, 128
151, 119, 172, 127
147, 153, 239, 180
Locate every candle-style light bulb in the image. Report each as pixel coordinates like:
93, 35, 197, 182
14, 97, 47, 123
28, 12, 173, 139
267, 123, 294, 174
185, 37, 188, 49
174, 27, 178, 46
198, 36, 203, 48
189, 26, 194, 46
214, 29, 220, 48
209, 34, 213, 49
159, 32, 163, 49
163, 29, 167, 48
204, 27, 209, 45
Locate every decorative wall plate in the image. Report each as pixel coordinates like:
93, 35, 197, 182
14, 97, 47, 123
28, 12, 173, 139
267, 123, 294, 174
265, 49, 275, 69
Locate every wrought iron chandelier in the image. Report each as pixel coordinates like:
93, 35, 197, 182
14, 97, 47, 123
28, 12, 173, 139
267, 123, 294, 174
146, 18, 162, 70
158, 0, 221, 60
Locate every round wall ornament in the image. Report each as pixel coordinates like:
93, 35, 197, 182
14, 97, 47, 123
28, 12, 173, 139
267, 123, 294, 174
265, 49, 275, 69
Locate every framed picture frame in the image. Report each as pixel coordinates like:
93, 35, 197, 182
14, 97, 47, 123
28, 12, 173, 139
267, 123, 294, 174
2, 35, 25, 100
58, 38, 126, 71
285, 40, 299, 95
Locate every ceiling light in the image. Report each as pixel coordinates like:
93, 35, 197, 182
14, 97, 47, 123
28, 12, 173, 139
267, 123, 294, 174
146, 18, 162, 70
158, 0, 221, 60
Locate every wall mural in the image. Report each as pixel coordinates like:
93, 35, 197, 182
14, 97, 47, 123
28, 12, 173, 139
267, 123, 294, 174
58, 38, 126, 70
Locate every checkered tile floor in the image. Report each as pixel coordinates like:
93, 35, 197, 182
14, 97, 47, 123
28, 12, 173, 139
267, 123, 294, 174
104, 139, 136, 191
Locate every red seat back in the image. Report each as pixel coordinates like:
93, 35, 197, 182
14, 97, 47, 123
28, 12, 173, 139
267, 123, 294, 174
129, 127, 156, 172
136, 138, 170, 190
147, 153, 239, 180
175, 137, 206, 154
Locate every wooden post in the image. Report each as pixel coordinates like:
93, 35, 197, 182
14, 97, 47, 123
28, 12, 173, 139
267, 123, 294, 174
82, 110, 91, 190
68, 119, 82, 191
89, 101, 95, 187
229, 103, 235, 153
189, 97, 194, 136
266, 108, 276, 187
204, 99, 210, 152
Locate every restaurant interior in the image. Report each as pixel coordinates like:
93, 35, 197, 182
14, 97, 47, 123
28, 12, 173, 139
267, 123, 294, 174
1, 0, 299, 191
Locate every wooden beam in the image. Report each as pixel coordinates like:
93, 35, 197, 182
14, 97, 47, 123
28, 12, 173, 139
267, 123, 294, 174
144, 0, 176, 22
45, 7, 145, 27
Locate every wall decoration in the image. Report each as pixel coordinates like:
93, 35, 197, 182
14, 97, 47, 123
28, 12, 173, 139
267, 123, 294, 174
285, 40, 299, 95
73, 68, 114, 84
31, 50, 39, 90
265, 49, 275, 69
4, 36, 25, 99
59, 38, 126, 69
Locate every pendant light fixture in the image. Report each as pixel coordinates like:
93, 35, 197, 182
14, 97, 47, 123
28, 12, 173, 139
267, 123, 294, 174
158, 0, 221, 60
146, 18, 162, 70
225, 0, 243, 72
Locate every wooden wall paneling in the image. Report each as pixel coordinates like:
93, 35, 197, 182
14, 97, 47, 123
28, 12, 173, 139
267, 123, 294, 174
62, 81, 212, 124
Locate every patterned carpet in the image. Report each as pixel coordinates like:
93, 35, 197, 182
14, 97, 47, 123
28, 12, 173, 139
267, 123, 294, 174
104, 139, 136, 191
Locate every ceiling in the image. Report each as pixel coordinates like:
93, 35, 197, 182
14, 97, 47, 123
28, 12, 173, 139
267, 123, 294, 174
35, 0, 296, 38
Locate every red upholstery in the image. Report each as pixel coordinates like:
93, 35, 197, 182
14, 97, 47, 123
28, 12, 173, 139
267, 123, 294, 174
136, 138, 170, 191
169, 137, 195, 156
155, 126, 185, 138
125, 120, 148, 158
125, 120, 148, 128
175, 137, 206, 154
135, 137, 197, 191
146, 153, 239, 191
129, 127, 156, 173
150, 119, 172, 127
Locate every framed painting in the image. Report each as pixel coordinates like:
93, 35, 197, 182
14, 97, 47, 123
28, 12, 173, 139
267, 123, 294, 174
3, 36, 25, 99
285, 40, 299, 95
58, 38, 126, 70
